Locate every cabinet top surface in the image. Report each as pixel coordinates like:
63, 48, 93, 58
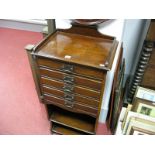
36, 31, 117, 70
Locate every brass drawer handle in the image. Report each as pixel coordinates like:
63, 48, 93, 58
65, 101, 74, 108
63, 84, 74, 93
63, 76, 74, 84
64, 94, 74, 101
60, 64, 74, 73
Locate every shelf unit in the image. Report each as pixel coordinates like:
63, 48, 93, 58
48, 105, 95, 135
26, 20, 119, 135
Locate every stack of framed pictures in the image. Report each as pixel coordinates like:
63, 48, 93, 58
116, 86, 155, 135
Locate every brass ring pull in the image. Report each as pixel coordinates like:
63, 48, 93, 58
63, 76, 74, 84
64, 94, 74, 101
60, 64, 74, 73
65, 101, 74, 108
63, 84, 74, 93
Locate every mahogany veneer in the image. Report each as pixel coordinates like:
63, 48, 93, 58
26, 21, 118, 134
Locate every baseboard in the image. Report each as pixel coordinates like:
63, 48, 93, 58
0, 19, 47, 32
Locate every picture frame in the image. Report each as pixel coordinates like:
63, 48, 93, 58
122, 110, 155, 134
132, 98, 155, 117
134, 86, 155, 102
121, 104, 133, 130
110, 58, 125, 132
129, 126, 155, 135
115, 107, 127, 135
126, 117, 155, 135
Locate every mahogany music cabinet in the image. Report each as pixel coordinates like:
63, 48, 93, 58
25, 20, 118, 135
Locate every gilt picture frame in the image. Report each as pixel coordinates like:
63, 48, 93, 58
132, 98, 155, 117
126, 117, 155, 135
122, 111, 155, 134
134, 86, 155, 102
129, 126, 155, 135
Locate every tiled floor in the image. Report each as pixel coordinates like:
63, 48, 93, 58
0, 28, 111, 135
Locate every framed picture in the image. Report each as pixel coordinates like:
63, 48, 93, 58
107, 46, 123, 131
121, 104, 133, 130
132, 98, 155, 117
122, 111, 155, 134
134, 86, 155, 102
115, 107, 127, 135
110, 58, 125, 133
126, 117, 155, 135
129, 126, 155, 135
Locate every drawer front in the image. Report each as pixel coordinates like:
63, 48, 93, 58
43, 94, 98, 117
40, 76, 64, 88
37, 57, 104, 80
40, 77, 101, 100
42, 85, 99, 108
39, 67, 102, 91
42, 85, 64, 97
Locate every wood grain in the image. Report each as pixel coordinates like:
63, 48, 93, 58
39, 67, 103, 90
52, 123, 85, 135
50, 107, 96, 134
41, 85, 99, 108
40, 77, 101, 100
37, 57, 106, 80
43, 94, 98, 118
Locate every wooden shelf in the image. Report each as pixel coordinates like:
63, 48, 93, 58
50, 106, 95, 135
52, 123, 85, 135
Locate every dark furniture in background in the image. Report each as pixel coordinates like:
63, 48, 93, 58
127, 20, 155, 103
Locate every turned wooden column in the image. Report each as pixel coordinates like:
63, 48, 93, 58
127, 20, 155, 102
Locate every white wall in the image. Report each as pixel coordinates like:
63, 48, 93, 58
0, 19, 47, 32
122, 19, 150, 76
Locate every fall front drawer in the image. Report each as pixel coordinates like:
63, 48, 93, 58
40, 76, 101, 100
41, 85, 99, 108
39, 67, 103, 91
43, 94, 98, 117
37, 57, 105, 80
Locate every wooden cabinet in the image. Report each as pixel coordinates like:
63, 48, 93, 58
26, 20, 118, 134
